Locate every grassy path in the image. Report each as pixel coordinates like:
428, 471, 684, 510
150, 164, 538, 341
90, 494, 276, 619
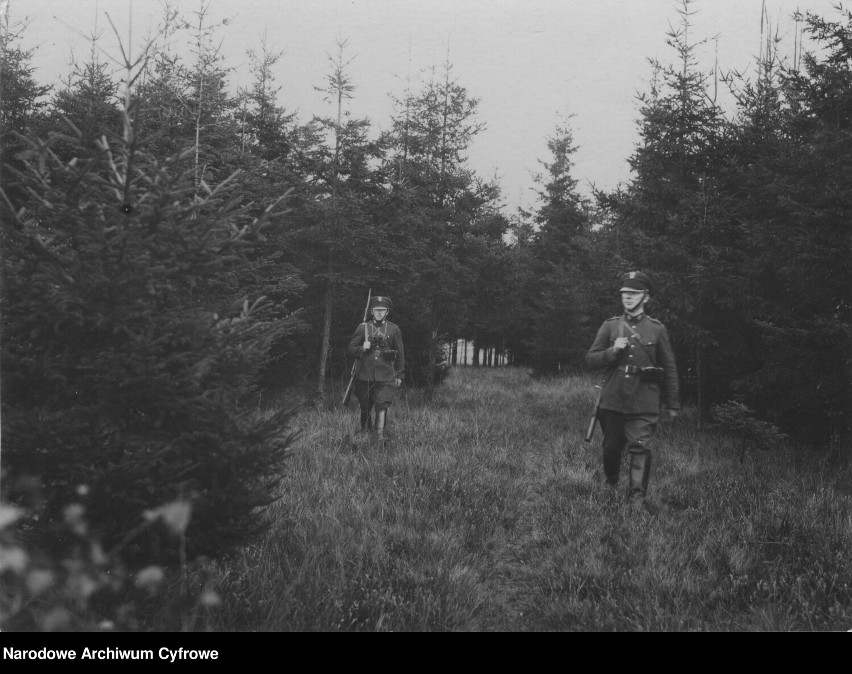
212, 367, 852, 631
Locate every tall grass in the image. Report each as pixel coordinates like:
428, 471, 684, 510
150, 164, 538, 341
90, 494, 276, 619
207, 367, 852, 631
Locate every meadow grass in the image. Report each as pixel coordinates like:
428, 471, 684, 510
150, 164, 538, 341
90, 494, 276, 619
208, 366, 852, 631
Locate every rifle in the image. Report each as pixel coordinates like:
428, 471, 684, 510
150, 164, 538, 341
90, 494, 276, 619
584, 384, 603, 442
342, 288, 372, 406
584, 318, 624, 442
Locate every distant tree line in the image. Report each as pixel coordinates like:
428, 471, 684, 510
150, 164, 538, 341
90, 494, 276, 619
0, 0, 848, 629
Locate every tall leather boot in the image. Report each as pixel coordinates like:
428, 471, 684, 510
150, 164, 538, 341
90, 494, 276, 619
599, 410, 625, 488
626, 450, 652, 504
375, 408, 387, 446
359, 407, 373, 432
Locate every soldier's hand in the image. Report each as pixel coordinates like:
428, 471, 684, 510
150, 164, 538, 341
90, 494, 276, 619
613, 337, 629, 352
395, 378, 402, 388
363, 340, 371, 351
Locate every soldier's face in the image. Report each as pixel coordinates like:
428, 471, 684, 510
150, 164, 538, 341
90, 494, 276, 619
621, 291, 646, 311
371, 307, 388, 321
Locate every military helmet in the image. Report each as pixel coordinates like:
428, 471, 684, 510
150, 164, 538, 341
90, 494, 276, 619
619, 271, 653, 293
370, 295, 392, 310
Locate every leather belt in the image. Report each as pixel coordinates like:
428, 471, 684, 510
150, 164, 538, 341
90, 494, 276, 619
624, 365, 642, 374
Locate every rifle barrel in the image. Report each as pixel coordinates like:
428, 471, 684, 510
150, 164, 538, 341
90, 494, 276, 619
342, 289, 372, 406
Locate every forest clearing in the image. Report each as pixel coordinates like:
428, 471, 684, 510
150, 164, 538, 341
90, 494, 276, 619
204, 366, 852, 632
2, 0, 850, 635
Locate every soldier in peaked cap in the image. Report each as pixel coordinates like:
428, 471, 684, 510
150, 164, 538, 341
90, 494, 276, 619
347, 295, 405, 442
585, 271, 680, 511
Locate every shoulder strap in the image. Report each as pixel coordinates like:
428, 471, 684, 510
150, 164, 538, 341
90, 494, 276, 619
369, 322, 388, 340
623, 320, 657, 365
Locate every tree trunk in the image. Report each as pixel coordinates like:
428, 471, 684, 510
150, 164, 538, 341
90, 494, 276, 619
316, 264, 333, 403
425, 297, 438, 396
697, 342, 711, 430
315, 41, 346, 407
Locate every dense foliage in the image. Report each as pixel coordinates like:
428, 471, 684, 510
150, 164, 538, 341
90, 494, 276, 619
1, 114, 300, 557
0, 9, 301, 628
592, 2, 851, 444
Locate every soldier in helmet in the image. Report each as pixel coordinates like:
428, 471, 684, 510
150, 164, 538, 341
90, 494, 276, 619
347, 295, 405, 441
585, 271, 680, 510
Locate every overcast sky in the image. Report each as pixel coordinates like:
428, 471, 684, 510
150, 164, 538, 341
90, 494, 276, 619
17, 0, 836, 215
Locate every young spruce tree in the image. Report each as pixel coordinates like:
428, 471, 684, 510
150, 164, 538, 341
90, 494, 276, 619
1, 55, 297, 571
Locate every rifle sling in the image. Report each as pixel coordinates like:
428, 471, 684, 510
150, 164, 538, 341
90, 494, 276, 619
623, 316, 657, 366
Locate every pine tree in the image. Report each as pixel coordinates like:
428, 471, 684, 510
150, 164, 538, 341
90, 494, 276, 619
230, 38, 307, 390
1, 59, 297, 569
0, 10, 50, 207
134, 1, 239, 187
282, 37, 395, 402
720, 7, 852, 443
239, 37, 295, 160
313, 37, 355, 402
525, 116, 594, 374
385, 57, 487, 391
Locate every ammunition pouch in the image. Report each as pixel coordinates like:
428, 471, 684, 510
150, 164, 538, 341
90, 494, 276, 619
639, 366, 664, 383
381, 349, 397, 362
623, 365, 664, 383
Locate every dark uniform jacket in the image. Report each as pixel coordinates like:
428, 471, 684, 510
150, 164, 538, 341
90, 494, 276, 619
585, 313, 680, 415
347, 320, 405, 382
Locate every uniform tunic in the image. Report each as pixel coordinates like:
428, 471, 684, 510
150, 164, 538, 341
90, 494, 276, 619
347, 320, 405, 382
347, 320, 405, 411
585, 313, 680, 414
